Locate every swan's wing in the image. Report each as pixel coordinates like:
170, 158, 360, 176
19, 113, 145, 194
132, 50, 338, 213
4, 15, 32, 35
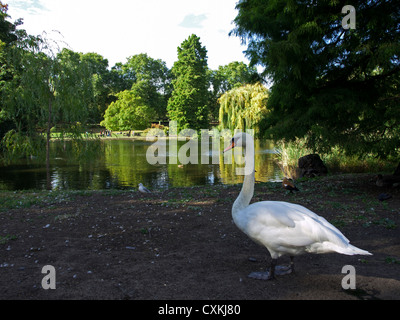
277, 201, 350, 243
239, 201, 351, 255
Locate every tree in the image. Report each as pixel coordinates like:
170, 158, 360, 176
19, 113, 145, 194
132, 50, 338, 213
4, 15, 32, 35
80, 52, 113, 124
0, 2, 17, 45
211, 61, 261, 94
167, 34, 209, 131
114, 53, 171, 120
109, 62, 134, 94
0, 2, 19, 141
100, 90, 155, 131
219, 83, 269, 136
231, 0, 400, 158
209, 61, 261, 119
1, 31, 94, 188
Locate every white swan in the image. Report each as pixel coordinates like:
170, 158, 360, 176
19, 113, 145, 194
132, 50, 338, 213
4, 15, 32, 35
224, 132, 371, 280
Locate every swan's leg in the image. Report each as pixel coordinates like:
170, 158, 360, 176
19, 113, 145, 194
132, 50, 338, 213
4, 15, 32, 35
269, 258, 278, 279
290, 256, 295, 273
248, 259, 277, 280
274, 256, 295, 275
248, 257, 294, 280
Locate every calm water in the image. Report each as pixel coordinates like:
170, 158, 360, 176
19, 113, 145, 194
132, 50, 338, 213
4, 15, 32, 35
0, 139, 283, 191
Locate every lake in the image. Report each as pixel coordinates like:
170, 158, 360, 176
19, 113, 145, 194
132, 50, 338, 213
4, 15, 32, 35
0, 138, 283, 191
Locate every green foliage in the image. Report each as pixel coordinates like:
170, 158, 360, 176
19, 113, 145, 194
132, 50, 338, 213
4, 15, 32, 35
211, 61, 261, 94
218, 83, 269, 135
0, 3, 17, 45
4, 44, 93, 131
209, 61, 261, 119
0, 129, 44, 161
101, 90, 156, 131
0, 4, 19, 141
80, 52, 113, 123
275, 137, 397, 177
115, 53, 172, 120
232, 0, 400, 158
53, 49, 94, 124
0, 26, 95, 164
167, 34, 209, 131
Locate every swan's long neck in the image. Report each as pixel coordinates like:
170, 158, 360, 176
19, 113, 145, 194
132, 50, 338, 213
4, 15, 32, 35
232, 138, 255, 220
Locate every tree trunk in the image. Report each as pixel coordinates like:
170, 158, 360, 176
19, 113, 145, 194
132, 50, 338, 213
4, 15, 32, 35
46, 98, 52, 190
394, 162, 400, 176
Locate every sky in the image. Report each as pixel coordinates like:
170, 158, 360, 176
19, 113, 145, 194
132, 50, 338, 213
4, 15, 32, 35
5, 0, 250, 70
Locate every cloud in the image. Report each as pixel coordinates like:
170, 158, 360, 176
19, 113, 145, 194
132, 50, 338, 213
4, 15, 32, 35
179, 13, 207, 29
6, 0, 250, 70
7, 0, 47, 15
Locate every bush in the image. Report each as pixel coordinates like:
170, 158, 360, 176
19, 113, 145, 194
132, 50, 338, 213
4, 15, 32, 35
275, 137, 398, 178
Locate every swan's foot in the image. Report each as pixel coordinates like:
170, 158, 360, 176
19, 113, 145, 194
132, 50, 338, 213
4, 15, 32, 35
248, 265, 293, 280
248, 271, 274, 280
248, 257, 295, 280
274, 264, 294, 275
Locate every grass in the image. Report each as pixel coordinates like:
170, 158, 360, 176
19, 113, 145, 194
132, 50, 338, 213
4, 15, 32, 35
385, 257, 400, 264
0, 189, 127, 212
275, 138, 398, 179
0, 173, 398, 234
0, 234, 18, 245
373, 218, 397, 229
0, 191, 47, 211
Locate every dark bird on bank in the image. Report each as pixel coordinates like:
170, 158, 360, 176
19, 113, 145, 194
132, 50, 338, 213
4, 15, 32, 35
378, 193, 392, 202
282, 177, 299, 193
375, 174, 400, 188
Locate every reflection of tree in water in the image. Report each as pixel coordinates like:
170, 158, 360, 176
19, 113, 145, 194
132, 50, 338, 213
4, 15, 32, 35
104, 140, 152, 188
0, 138, 283, 190
50, 139, 105, 189
96, 139, 282, 189
219, 138, 282, 185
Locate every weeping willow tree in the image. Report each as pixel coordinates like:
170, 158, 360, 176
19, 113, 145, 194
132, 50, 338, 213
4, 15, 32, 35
218, 83, 269, 136
1, 31, 94, 189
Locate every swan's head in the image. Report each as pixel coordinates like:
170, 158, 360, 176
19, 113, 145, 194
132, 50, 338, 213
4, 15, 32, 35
223, 132, 253, 153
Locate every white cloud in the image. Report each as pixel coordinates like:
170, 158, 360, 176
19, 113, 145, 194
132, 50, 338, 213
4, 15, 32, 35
179, 14, 208, 29
6, 0, 248, 69
6, 0, 46, 14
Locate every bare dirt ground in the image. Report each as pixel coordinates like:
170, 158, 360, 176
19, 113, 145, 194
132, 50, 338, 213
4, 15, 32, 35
0, 174, 399, 300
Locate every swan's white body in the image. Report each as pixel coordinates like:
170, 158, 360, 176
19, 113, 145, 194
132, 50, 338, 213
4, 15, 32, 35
226, 133, 371, 269
234, 200, 370, 259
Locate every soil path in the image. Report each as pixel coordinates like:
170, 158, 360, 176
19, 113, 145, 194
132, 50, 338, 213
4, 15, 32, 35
1, 174, 399, 300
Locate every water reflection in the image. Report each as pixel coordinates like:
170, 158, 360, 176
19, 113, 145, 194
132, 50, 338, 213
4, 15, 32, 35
0, 139, 283, 191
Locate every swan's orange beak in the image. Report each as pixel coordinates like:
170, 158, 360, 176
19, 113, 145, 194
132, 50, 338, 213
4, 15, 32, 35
223, 141, 235, 153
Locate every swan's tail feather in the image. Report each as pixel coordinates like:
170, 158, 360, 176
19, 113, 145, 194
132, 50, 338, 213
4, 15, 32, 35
335, 244, 372, 256
346, 244, 372, 256
310, 241, 372, 255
